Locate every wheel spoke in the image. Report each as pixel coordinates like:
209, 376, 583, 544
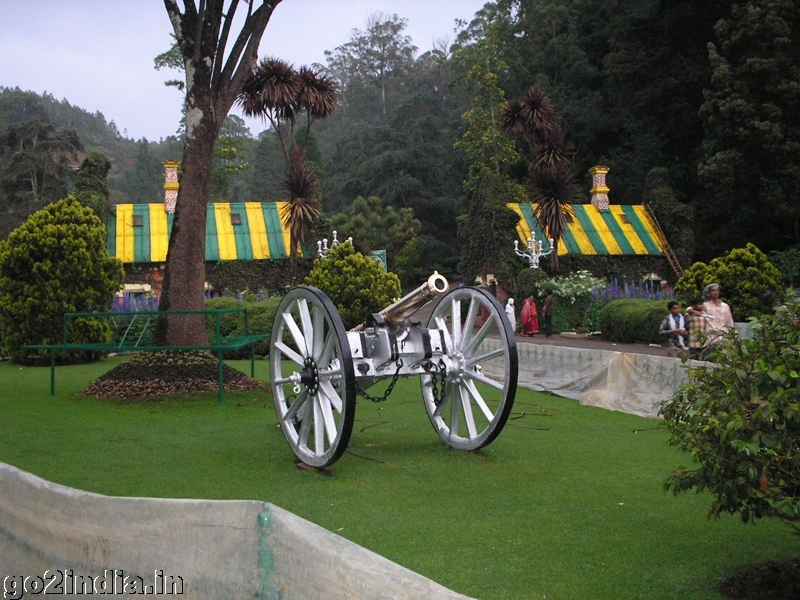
319, 330, 335, 366
449, 388, 461, 439
459, 385, 478, 439
462, 314, 495, 358
464, 368, 505, 391
314, 398, 325, 455
298, 298, 314, 357
318, 379, 343, 413
275, 340, 304, 366
466, 347, 505, 368
451, 297, 463, 350
434, 316, 454, 351
283, 310, 308, 357
312, 304, 325, 358
465, 379, 495, 422
317, 389, 339, 445
284, 389, 308, 421
461, 297, 480, 350
297, 400, 313, 447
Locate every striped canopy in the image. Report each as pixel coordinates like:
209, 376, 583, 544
508, 203, 664, 256
108, 202, 302, 263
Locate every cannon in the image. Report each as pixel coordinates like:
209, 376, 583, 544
269, 273, 518, 467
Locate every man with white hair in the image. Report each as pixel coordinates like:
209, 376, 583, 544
702, 283, 734, 344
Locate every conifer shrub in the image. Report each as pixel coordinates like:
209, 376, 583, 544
304, 242, 401, 329
0, 197, 124, 364
675, 244, 781, 321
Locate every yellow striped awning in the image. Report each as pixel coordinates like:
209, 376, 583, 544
508, 203, 664, 256
107, 202, 305, 263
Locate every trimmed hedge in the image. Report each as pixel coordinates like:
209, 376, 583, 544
204, 296, 281, 358
599, 299, 671, 345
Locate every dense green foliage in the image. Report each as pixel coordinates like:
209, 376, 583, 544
304, 242, 401, 329
329, 195, 422, 288
4, 1, 800, 274
72, 151, 112, 221
204, 295, 281, 357
0, 197, 124, 363
675, 244, 782, 321
599, 299, 671, 345
643, 168, 694, 269
661, 299, 800, 534
696, 0, 800, 259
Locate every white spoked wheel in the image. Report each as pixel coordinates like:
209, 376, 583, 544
422, 287, 518, 451
270, 286, 356, 468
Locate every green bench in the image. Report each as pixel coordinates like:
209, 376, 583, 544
23, 308, 269, 403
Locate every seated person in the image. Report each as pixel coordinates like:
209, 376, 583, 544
685, 297, 709, 360
659, 301, 688, 355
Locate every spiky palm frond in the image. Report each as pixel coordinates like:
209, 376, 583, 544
500, 99, 528, 140
295, 66, 338, 120
280, 150, 321, 258
520, 85, 558, 138
531, 165, 578, 244
533, 125, 573, 173
237, 57, 298, 123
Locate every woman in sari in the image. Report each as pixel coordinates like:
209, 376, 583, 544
521, 295, 539, 336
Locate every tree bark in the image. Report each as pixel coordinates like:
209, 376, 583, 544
155, 0, 282, 346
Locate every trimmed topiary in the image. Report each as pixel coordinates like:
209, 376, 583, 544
304, 241, 401, 330
0, 196, 124, 364
599, 298, 671, 345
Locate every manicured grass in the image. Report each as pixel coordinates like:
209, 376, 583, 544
1, 358, 797, 599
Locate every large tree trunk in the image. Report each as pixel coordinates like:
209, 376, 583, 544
154, 107, 219, 346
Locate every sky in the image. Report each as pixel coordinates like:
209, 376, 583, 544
0, 1, 488, 141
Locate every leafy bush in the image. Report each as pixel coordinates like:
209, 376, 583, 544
203, 296, 280, 358
545, 270, 606, 331
304, 242, 401, 329
598, 299, 671, 345
661, 297, 800, 534
0, 197, 124, 364
514, 268, 551, 302
675, 244, 781, 321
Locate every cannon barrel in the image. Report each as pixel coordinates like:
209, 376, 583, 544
351, 271, 449, 331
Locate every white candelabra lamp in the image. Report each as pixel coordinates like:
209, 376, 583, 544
317, 230, 353, 258
514, 231, 554, 269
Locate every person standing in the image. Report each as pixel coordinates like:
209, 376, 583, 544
505, 298, 516, 332
685, 297, 709, 360
520, 295, 539, 336
543, 293, 555, 338
702, 283, 734, 345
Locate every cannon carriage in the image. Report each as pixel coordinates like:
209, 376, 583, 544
270, 273, 518, 467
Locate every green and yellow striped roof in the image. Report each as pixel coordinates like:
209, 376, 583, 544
508, 203, 664, 256
107, 202, 303, 263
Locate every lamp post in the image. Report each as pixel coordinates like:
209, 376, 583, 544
513, 232, 554, 269
317, 230, 353, 258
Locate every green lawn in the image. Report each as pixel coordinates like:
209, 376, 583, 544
0, 358, 797, 599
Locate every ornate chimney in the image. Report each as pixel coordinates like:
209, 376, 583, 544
163, 160, 180, 214
589, 165, 610, 210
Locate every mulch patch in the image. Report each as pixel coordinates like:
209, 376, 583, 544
718, 558, 800, 600
82, 351, 265, 400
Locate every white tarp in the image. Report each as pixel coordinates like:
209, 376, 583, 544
484, 339, 702, 418
0, 462, 474, 600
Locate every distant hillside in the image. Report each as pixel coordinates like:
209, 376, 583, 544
0, 87, 183, 203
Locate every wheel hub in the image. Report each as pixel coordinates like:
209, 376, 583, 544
446, 352, 467, 384
299, 357, 320, 395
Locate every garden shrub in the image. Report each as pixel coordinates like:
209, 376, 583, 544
0, 197, 124, 364
599, 299, 671, 345
304, 242, 401, 329
675, 244, 781, 321
203, 296, 280, 358
661, 297, 800, 533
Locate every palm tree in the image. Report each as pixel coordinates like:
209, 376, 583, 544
239, 59, 338, 258
501, 85, 575, 271
281, 148, 321, 259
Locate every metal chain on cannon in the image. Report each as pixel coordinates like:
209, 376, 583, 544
356, 359, 404, 402
423, 359, 448, 407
